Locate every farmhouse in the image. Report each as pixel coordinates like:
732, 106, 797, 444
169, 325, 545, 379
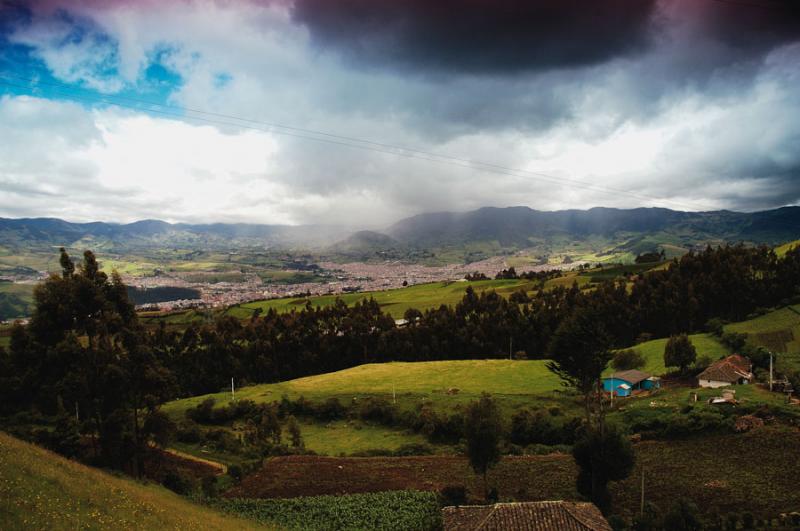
697, 354, 753, 388
442, 501, 612, 531
602, 369, 660, 397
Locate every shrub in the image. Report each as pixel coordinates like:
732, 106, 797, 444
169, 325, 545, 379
393, 442, 434, 456
176, 421, 204, 444
162, 470, 194, 495
662, 498, 701, 530
607, 514, 628, 531
186, 397, 216, 423
694, 355, 712, 371
201, 475, 219, 498
720, 332, 747, 352
612, 349, 646, 371
439, 485, 467, 506
705, 318, 726, 336
316, 398, 346, 421
357, 397, 397, 425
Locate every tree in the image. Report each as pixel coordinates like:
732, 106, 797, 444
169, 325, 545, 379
572, 425, 635, 513
547, 306, 614, 426
287, 415, 304, 449
464, 393, 502, 500
611, 349, 646, 371
664, 334, 697, 374
662, 498, 702, 531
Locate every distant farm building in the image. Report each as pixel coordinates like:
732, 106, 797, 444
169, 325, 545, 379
442, 501, 612, 531
697, 354, 753, 388
602, 370, 660, 397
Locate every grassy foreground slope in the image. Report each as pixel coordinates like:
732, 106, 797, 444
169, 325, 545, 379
0, 431, 263, 530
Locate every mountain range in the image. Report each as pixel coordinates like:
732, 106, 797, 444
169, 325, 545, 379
2, 206, 799, 258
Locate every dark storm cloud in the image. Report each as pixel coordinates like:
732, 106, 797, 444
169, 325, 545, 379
696, 0, 800, 52
292, 0, 659, 74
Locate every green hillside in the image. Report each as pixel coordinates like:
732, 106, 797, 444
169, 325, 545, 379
0, 281, 34, 321
0, 431, 264, 530
775, 239, 800, 257
606, 333, 730, 376
725, 304, 800, 374
164, 359, 564, 420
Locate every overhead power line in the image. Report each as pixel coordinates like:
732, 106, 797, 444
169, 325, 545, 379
0, 71, 717, 212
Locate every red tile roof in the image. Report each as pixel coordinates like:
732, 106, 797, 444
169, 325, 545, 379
442, 501, 612, 531
698, 355, 752, 383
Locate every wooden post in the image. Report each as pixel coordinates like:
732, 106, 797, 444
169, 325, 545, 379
769, 352, 773, 392
231, 377, 235, 402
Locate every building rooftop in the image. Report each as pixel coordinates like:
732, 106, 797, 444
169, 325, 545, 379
605, 369, 651, 385
442, 501, 612, 531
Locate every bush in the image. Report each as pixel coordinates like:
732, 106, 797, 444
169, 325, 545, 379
662, 498, 701, 530
439, 485, 467, 506
316, 398, 347, 421
607, 514, 628, 531
393, 442, 434, 456
510, 409, 578, 446
720, 332, 747, 352
694, 355, 712, 371
612, 349, 646, 371
205, 428, 243, 454
186, 398, 216, 423
162, 470, 194, 495
357, 397, 397, 425
176, 421, 204, 444
201, 475, 219, 498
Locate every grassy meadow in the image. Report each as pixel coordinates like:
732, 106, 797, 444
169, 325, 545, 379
163, 359, 567, 419
0, 431, 263, 530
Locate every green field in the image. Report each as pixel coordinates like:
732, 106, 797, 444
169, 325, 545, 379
163, 360, 572, 461
224, 279, 539, 320
0, 431, 263, 530
216, 490, 441, 530
164, 359, 566, 419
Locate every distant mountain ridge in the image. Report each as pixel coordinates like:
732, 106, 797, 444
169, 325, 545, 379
385, 206, 800, 249
1, 205, 799, 256
0, 217, 351, 250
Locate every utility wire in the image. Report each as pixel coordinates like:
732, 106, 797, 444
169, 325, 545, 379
0, 71, 716, 212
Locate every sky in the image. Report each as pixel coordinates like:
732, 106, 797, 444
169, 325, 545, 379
0, 0, 799, 227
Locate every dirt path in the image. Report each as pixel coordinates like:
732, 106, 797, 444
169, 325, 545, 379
162, 446, 228, 476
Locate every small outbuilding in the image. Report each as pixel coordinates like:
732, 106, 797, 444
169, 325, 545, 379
697, 354, 753, 389
602, 369, 660, 397
442, 501, 612, 531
